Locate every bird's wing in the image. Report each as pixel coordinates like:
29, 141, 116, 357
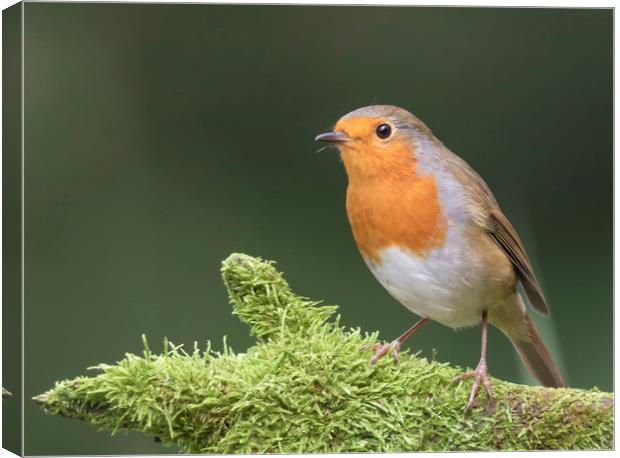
487, 210, 549, 316
440, 145, 550, 316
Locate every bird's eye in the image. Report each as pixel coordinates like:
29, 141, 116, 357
376, 123, 392, 139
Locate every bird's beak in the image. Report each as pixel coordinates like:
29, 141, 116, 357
314, 130, 349, 144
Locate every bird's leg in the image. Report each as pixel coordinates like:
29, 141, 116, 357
453, 310, 495, 412
362, 318, 429, 365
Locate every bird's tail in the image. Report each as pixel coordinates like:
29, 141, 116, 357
490, 294, 565, 388
511, 315, 565, 388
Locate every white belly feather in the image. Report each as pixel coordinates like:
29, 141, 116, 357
364, 229, 492, 328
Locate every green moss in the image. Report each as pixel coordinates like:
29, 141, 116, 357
34, 253, 613, 452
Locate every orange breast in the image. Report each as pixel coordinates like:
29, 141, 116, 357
345, 145, 447, 263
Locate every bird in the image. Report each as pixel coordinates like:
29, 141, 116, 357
315, 105, 565, 411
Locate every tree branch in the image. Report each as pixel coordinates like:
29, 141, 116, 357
34, 253, 613, 452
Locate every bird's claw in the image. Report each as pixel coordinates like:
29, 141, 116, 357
360, 340, 401, 366
453, 359, 495, 413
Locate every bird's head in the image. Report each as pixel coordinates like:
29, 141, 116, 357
315, 105, 433, 183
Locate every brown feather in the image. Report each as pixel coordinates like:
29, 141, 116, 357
439, 144, 549, 316
488, 212, 549, 316
490, 295, 564, 387
512, 315, 565, 387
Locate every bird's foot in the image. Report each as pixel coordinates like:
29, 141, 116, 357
453, 358, 495, 413
360, 340, 401, 366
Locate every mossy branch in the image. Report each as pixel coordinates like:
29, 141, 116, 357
34, 253, 613, 452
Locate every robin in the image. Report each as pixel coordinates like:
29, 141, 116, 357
315, 105, 565, 411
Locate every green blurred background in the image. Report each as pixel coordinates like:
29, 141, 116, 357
14, 3, 613, 455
